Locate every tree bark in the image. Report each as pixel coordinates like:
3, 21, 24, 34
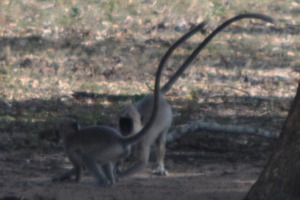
244, 80, 300, 200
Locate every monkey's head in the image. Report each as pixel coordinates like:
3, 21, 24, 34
57, 118, 80, 138
39, 129, 60, 143
119, 117, 133, 136
119, 105, 143, 136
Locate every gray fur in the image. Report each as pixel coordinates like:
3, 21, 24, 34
119, 94, 172, 177
118, 13, 275, 178
53, 112, 143, 186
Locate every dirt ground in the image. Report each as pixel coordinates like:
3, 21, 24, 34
0, 130, 274, 200
1, 1, 297, 199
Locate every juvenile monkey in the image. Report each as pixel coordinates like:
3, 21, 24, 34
53, 116, 137, 185
118, 13, 275, 178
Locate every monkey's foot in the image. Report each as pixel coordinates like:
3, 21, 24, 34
152, 167, 168, 176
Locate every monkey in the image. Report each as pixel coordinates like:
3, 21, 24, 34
52, 105, 142, 186
52, 118, 130, 185
52, 21, 209, 186
118, 13, 275, 179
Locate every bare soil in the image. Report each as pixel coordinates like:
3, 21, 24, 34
0, 2, 296, 199
0, 129, 274, 200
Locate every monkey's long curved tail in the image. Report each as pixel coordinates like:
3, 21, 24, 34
122, 21, 207, 145
123, 13, 275, 145
160, 13, 275, 93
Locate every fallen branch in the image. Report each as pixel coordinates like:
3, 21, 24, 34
166, 120, 279, 143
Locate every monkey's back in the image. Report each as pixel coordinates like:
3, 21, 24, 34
65, 126, 127, 163
135, 93, 172, 141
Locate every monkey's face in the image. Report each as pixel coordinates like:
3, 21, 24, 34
119, 117, 133, 136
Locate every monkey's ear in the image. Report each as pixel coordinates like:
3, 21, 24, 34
119, 117, 133, 136
71, 121, 80, 131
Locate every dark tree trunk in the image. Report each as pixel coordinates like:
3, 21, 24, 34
244, 80, 300, 200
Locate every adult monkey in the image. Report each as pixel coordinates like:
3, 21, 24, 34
119, 13, 275, 178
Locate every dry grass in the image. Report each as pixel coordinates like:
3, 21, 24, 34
0, 0, 299, 149
0, 1, 299, 199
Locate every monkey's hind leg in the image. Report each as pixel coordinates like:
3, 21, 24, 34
153, 130, 169, 176
83, 157, 110, 187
